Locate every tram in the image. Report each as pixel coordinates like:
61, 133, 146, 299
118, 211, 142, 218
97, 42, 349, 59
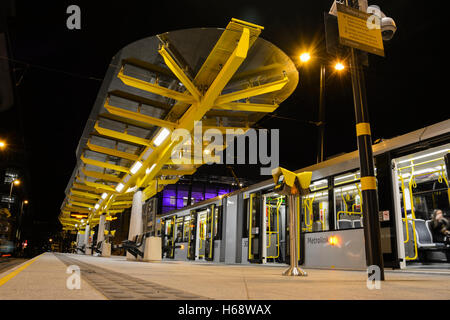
157, 119, 450, 270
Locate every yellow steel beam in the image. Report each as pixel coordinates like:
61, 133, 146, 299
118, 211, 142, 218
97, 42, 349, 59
68, 196, 97, 204
70, 189, 101, 199
213, 102, 278, 113
107, 209, 124, 214
94, 122, 151, 147
158, 45, 202, 102
111, 201, 132, 206
69, 201, 94, 209
72, 183, 99, 193
82, 180, 117, 193
81, 168, 122, 183
86, 141, 139, 161
64, 205, 92, 214
81, 155, 129, 173
104, 101, 178, 130
201, 28, 250, 107
115, 194, 133, 201
215, 77, 289, 105
118, 67, 196, 104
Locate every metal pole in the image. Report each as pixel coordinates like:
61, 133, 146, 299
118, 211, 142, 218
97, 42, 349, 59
283, 194, 307, 276
348, 46, 385, 280
316, 63, 326, 164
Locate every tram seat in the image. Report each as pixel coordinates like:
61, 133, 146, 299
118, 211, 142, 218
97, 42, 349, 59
414, 219, 446, 249
338, 219, 353, 230
122, 233, 150, 258
353, 219, 362, 228
313, 221, 323, 232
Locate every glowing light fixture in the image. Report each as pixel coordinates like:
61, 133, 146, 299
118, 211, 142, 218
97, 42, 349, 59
398, 149, 450, 164
334, 62, 345, 71
94, 204, 100, 210
130, 161, 143, 175
328, 236, 339, 246
300, 52, 311, 63
153, 128, 170, 147
101, 193, 108, 200
0, 141, 5, 149
115, 183, 124, 192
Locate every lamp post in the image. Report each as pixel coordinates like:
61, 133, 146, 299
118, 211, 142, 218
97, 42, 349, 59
15, 200, 28, 243
8, 179, 20, 210
299, 53, 346, 163
9, 179, 20, 198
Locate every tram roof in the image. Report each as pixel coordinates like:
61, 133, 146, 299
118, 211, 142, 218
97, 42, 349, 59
160, 118, 450, 217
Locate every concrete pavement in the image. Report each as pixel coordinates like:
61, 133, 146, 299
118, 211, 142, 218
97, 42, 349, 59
1, 252, 450, 300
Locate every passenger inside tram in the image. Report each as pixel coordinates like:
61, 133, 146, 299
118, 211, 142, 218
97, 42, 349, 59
430, 209, 450, 244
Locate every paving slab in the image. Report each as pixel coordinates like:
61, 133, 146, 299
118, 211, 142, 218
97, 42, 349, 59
0, 253, 106, 300
2, 252, 450, 300
60, 253, 450, 300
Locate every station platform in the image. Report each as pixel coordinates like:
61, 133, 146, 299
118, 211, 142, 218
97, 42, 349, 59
1, 252, 450, 300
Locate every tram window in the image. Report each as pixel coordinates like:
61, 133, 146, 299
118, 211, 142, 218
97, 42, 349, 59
183, 217, 190, 242
334, 171, 361, 186
301, 189, 329, 233
175, 217, 184, 242
243, 198, 249, 238
334, 183, 362, 230
214, 206, 222, 240
395, 144, 450, 221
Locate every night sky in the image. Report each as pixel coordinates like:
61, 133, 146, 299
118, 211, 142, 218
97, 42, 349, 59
1, 0, 448, 234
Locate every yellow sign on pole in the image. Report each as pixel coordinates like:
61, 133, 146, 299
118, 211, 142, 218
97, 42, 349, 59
337, 3, 385, 57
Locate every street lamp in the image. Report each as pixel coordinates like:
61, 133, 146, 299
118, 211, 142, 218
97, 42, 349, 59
9, 179, 20, 198
298, 52, 346, 163
17, 200, 29, 241
0, 141, 6, 150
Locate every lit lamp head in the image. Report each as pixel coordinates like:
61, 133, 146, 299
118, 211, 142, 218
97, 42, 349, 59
299, 52, 311, 63
334, 61, 345, 71
13, 179, 20, 186
0, 141, 6, 149
271, 167, 312, 196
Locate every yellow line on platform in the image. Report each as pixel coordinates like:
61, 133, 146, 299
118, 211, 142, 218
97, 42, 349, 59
0, 254, 43, 288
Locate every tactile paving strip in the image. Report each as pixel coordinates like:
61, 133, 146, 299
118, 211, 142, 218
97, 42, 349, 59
54, 253, 206, 300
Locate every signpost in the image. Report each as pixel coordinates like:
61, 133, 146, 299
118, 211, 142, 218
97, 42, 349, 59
336, 3, 384, 56
335, 0, 386, 281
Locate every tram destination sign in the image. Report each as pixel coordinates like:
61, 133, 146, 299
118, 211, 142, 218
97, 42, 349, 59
336, 3, 385, 57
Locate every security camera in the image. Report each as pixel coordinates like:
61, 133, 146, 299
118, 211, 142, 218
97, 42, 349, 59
367, 5, 397, 41
381, 16, 396, 41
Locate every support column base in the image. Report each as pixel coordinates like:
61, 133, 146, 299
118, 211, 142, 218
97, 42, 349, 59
283, 266, 307, 277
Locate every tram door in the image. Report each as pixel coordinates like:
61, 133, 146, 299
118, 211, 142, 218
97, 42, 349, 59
195, 210, 208, 260
204, 205, 215, 261
187, 210, 197, 260
263, 194, 286, 263
162, 216, 176, 259
248, 192, 263, 263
